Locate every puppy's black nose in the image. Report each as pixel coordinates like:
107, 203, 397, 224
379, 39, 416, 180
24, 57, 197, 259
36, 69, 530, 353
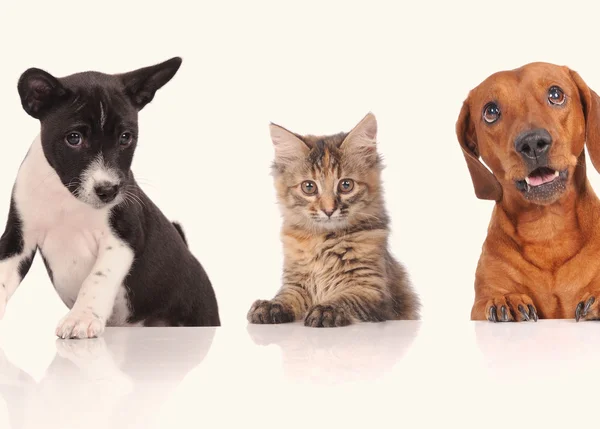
514, 128, 552, 161
94, 184, 119, 203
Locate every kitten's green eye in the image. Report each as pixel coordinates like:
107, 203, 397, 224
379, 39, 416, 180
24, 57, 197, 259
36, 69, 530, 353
301, 180, 318, 195
338, 179, 354, 193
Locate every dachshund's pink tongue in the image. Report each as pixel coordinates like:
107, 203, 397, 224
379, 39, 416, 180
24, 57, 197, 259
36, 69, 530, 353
526, 170, 559, 187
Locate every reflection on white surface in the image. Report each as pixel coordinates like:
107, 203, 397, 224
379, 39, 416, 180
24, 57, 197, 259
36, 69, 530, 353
473, 320, 600, 420
247, 321, 421, 383
0, 321, 598, 428
0, 328, 215, 429
0, 348, 35, 429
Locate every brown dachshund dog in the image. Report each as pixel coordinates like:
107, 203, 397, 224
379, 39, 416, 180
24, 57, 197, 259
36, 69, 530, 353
457, 62, 600, 322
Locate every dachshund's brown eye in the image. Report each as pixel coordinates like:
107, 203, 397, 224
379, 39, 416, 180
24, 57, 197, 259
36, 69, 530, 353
301, 180, 318, 195
483, 102, 501, 124
338, 179, 354, 193
548, 86, 566, 106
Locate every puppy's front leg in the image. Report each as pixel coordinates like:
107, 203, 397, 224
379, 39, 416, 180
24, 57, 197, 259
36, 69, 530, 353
0, 199, 36, 319
56, 236, 133, 339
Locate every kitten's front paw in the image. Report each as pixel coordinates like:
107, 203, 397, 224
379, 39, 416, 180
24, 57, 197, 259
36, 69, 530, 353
56, 309, 105, 339
304, 304, 351, 328
247, 300, 295, 324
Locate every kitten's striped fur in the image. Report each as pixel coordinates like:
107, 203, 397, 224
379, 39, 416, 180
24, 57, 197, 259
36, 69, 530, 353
248, 113, 420, 327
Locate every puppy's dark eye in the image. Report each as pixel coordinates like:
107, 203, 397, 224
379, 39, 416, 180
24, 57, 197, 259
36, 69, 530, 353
338, 179, 354, 193
65, 132, 83, 147
119, 132, 133, 147
482, 102, 501, 124
548, 86, 566, 106
301, 180, 318, 195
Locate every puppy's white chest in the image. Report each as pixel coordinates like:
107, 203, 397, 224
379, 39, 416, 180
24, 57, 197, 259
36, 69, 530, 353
39, 222, 104, 308
13, 137, 133, 326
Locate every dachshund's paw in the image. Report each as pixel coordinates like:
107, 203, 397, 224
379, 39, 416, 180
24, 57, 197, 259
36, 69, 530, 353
247, 300, 295, 324
304, 304, 351, 328
485, 294, 538, 322
575, 293, 600, 322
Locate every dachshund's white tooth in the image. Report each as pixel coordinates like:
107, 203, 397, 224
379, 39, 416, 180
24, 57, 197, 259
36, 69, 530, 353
554, 170, 559, 177
525, 177, 531, 185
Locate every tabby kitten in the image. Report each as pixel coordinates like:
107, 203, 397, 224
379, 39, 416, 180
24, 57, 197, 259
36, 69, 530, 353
248, 113, 420, 327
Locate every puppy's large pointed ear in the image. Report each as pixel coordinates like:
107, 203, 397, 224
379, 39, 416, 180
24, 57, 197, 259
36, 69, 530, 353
456, 99, 502, 201
119, 57, 182, 111
569, 69, 600, 174
17, 68, 68, 119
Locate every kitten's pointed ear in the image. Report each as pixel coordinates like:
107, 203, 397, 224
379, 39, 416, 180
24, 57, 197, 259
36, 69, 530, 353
270, 123, 310, 162
118, 57, 182, 111
17, 68, 68, 119
340, 112, 378, 159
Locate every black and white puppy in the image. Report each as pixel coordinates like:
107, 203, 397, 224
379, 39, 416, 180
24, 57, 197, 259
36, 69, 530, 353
0, 57, 220, 338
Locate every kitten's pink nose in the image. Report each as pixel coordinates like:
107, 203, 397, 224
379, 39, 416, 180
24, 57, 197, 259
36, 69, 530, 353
322, 208, 335, 218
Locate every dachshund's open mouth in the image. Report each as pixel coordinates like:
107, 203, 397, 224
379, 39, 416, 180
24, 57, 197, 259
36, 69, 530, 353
515, 167, 568, 202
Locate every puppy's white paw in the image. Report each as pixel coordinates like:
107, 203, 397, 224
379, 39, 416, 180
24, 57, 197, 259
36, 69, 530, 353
56, 309, 105, 339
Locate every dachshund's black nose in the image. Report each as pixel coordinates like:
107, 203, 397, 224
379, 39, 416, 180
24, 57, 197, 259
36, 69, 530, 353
514, 128, 552, 162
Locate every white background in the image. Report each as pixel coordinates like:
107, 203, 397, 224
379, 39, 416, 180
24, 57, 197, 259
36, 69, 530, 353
1, 0, 599, 329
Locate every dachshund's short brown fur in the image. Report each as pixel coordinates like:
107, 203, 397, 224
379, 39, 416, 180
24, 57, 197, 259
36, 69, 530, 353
457, 62, 600, 322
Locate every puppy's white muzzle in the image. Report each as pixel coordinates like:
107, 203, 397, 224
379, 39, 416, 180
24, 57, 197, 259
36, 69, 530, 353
78, 156, 121, 208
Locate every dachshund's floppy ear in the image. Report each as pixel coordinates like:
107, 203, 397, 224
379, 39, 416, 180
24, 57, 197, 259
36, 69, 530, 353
455, 98, 503, 201
569, 68, 600, 174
